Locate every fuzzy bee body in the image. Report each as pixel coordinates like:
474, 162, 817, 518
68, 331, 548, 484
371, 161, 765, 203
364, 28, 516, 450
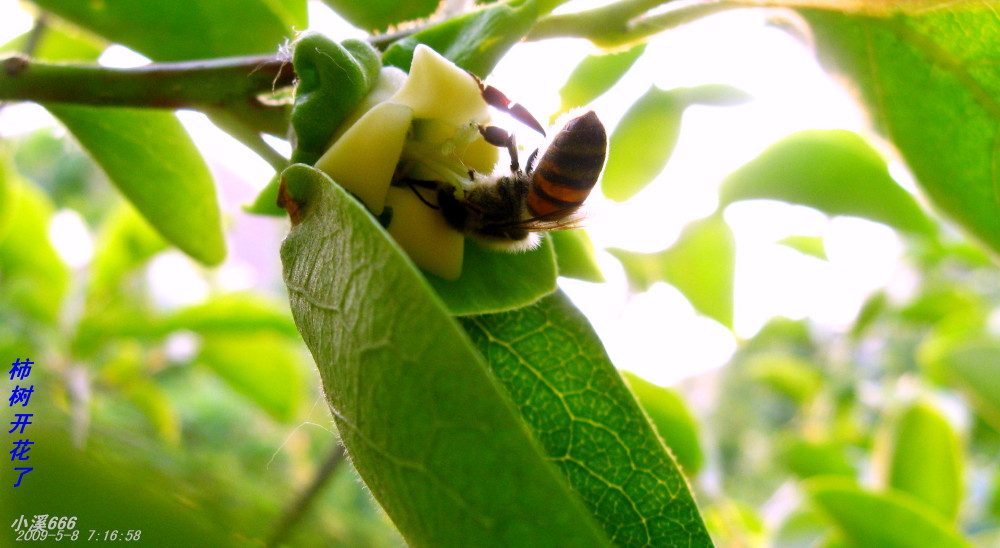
527, 111, 606, 218
430, 109, 607, 251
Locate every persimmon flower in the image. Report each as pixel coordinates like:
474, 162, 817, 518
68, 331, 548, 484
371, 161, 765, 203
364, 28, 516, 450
314, 45, 499, 280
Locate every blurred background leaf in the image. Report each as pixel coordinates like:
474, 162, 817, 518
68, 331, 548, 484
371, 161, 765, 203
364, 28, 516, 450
555, 43, 645, 120
551, 229, 604, 283
875, 401, 963, 521
609, 214, 735, 328
800, 7, 1000, 254
30, 0, 302, 61
719, 129, 937, 238
806, 478, 973, 548
321, 0, 438, 33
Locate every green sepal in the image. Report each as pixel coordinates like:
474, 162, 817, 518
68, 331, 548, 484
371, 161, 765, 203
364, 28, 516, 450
290, 35, 381, 165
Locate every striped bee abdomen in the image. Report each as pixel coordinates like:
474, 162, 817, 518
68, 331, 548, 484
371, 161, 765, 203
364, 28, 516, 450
527, 111, 607, 217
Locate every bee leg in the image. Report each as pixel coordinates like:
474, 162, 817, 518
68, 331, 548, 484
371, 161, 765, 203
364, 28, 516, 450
406, 181, 440, 210
478, 124, 520, 173
468, 71, 546, 136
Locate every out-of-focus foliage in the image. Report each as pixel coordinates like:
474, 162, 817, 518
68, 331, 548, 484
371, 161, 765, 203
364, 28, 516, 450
609, 214, 735, 328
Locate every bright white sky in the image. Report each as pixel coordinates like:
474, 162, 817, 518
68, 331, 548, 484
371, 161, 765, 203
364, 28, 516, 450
0, 0, 909, 386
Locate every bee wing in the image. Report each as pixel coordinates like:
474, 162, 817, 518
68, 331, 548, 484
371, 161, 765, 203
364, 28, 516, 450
497, 206, 588, 232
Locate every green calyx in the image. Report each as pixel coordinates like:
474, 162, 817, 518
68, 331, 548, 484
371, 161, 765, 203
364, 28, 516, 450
289, 34, 381, 165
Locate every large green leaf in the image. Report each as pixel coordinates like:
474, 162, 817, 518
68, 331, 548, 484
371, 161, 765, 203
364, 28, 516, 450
48, 106, 225, 265
878, 401, 963, 521
719, 129, 936, 237
799, 7, 998, 252
609, 214, 735, 328
461, 293, 712, 546
322, 0, 439, 33
31, 0, 301, 61
279, 164, 609, 546
383, 0, 539, 76
805, 478, 973, 548
555, 44, 646, 119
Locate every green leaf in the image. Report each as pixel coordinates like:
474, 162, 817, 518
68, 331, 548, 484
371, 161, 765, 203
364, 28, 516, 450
850, 290, 888, 339
921, 336, 1000, 433
805, 478, 973, 548
164, 293, 299, 339
878, 401, 963, 521
428, 236, 558, 315
774, 507, 837, 548
123, 379, 182, 445
620, 371, 704, 474
290, 35, 382, 165
782, 439, 855, 479
746, 352, 823, 404
798, 9, 997, 251
0, 426, 236, 547
70, 205, 165, 357
87, 205, 166, 299
600, 86, 683, 202
197, 332, 303, 422
0, 20, 105, 61
0, 174, 69, 325
608, 215, 735, 328
551, 229, 604, 282
279, 164, 609, 546
31, 0, 300, 61
601, 85, 748, 202
245, 171, 285, 216
720, 129, 936, 237
777, 235, 828, 260
7, 9, 223, 265
992, 467, 1000, 520
48, 105, 225, 265
0, 152, 17, 241
383, 0, 539, 76
322, 0, 439, 32
269, 0, 309, 30
461, 293, 713, 546
555, 44, 646, 119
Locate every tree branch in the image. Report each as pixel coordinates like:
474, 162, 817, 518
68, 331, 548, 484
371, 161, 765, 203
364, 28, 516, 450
0, 53, 294, 135
527, 0, 739, 48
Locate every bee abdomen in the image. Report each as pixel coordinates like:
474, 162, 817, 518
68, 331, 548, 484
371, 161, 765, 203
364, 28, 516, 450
528, 111, 607, 217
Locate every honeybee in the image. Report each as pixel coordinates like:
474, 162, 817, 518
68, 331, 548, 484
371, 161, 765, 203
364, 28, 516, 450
405, 76, 607, 251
